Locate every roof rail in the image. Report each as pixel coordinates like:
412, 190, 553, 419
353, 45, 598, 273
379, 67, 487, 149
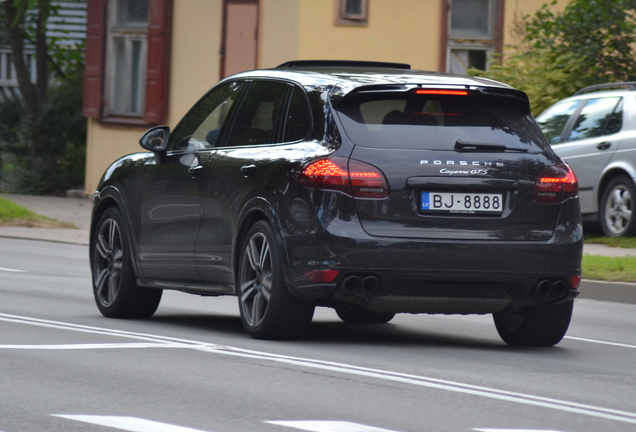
277, 60, 411, 70
573, 82, 636, 95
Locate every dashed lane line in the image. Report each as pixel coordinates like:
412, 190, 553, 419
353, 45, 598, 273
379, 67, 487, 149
267, 420, 402, 431
53, 415, 212, 432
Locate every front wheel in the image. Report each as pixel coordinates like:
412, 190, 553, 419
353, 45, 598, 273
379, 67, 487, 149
237, 220, 315, 339
493, 301, 573, 347
600, 175, 636, 237
91, 207, 162, 318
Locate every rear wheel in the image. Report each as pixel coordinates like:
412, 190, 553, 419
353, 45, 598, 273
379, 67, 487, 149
237, 220, 315, 339
335, 306, 395, 324
91, 207, 162, 318
600, 175, 636, 237
493, 301, 573, 346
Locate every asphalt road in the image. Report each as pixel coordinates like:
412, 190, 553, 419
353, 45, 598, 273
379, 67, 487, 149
1, 238, 636, 432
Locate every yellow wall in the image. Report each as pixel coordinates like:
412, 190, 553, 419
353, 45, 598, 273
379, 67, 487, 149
503, 0, 567, 47
84, 121, 143, 192
297, 1, 442, 71
259, 0, 300, 68
168, 0, 223, 124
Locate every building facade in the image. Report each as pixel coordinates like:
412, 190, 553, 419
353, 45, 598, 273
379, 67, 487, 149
82, 0, 560, 193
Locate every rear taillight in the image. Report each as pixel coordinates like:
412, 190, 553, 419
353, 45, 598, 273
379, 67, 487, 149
533, 164, 578, 204
304, 270, 339, 283
298, 157, 389, 199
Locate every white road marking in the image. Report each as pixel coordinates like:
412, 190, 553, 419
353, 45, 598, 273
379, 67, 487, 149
1, 313, 635, 426
566, 336, 636, 349
267, 420, 401, 431
474, 430, 563, 432
0, 267, 25, 272
53, 415, 213, 432
0, 342, 180, 350
474, 429, 563, 432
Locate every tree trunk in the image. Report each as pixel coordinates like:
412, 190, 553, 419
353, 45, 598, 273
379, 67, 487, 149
2, 0, 51, 158
3, 0, 40, 119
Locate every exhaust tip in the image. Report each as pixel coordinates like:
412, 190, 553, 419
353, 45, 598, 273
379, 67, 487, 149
552, 280, 568, 298
340, 275, 361, 293
534, 279, 552, 299
361, 276, 380, 293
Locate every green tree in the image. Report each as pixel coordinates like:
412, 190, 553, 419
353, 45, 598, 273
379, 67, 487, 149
470, 0, 636, 115
0, 0, 86, 194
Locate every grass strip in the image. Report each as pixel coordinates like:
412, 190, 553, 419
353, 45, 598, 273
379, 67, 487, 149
582, 255, 636, 282
584, 234, 636, 249
0, 196, 75, 228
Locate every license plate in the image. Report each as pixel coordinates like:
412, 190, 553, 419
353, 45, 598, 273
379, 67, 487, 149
421, 192, 503, 214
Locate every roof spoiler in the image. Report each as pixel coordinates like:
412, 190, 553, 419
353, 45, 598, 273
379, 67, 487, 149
277, 60, 411, 70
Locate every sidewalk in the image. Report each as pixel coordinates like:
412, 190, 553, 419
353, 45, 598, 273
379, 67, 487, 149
0, 193, 91, 245
1, 193, 635, 304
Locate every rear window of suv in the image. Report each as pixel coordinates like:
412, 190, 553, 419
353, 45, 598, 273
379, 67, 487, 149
334, 91, 547, 151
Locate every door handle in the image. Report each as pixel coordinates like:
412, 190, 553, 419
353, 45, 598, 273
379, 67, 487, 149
188, 165, 203, 177
241, 164, 257, 177
597, 141, 611, 150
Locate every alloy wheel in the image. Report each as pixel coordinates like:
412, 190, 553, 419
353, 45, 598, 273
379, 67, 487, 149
93, 217, 124, 308
604, 184, 633, 235
239, 231, 272, 328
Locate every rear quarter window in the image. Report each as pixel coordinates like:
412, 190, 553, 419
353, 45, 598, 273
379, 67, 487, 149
566, 97, 622, 141
335, 91, 547, 151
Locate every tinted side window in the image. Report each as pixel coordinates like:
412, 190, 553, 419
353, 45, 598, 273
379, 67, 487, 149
604, 98, 622, 136
283, 86, 311, 142
225, 80, 289, 146
567, 97, 621, 141
536, 100, 579, 144
169, 81, 243, 151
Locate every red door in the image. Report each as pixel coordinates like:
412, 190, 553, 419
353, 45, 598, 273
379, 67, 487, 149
221, 0, 258, 78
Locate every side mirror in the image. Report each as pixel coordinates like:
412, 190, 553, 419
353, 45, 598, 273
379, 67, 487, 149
140, 126, 170, 152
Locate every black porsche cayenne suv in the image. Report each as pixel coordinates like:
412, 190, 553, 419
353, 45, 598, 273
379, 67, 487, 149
90, 60, 582, 346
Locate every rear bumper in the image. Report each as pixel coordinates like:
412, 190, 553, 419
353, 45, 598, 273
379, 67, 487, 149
284, 227, 583, 313
279, 190, 582, 313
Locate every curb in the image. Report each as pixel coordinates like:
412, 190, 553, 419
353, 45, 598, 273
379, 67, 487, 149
0, 228, 89, 246
579, 279, 636, 305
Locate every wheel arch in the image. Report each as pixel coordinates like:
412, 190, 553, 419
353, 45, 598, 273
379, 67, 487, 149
232, 198, 290, 286
597, 165, 636, 208
90, 186, 141, 278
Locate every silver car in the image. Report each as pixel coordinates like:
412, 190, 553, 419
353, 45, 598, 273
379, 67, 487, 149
537, 83, 636, 237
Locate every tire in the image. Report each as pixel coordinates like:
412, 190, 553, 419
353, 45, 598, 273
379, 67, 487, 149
335, 306, 395, 324
91, 207, 162, 318
237, 220, 315, 339
600, 175, 636, 237
493, 301, 573, 347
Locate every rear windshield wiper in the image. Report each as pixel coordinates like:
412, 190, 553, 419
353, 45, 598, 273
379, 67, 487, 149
455, 140, 528, 153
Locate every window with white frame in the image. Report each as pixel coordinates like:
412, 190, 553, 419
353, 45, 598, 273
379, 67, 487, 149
446, 0, 499, 75
450, 0, 494, 39
336, 0, 369, 26
105, 0, 148, 116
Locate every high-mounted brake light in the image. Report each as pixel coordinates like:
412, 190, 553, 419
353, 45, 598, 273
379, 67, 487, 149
298, 157, 389, 199
416, 89, 469, 96
533, 164, 578, 204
